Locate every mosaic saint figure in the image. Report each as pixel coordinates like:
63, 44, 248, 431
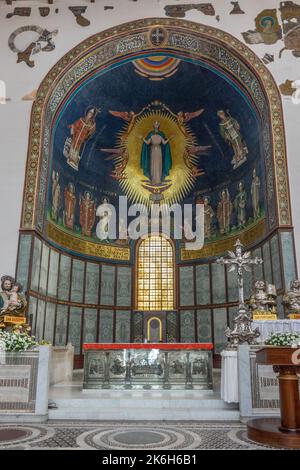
234, 181, 247, 228
217, 189, 232, 234
63, 182, 76, 230
140, 121, 172, 185
63, 106, 99, 171
217, 110, 248, 170
203, 196, 214, 239
251, 168, 260, 219
51, 171, 61, 222
79, 191, 96, 237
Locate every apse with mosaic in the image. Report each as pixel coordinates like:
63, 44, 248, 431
49, 53, 265, 250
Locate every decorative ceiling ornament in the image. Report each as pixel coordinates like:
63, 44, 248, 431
164, 3, 215, 18
69, 6, 90, 27
230, 2, 244, 15
8, 26, 58, 68
105, 101, 210, 206
132, 56, 181, 81
279, 1, 300, 57
22, 89, 37, 101
6, 7, 31, 19
149, 27, 168, 47
279, 79, 296, 96
242, 9, 282, 45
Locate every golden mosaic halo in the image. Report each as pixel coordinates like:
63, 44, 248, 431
118, 109, 197, 206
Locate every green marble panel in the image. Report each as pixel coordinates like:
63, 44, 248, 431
16, 234, 32, 292
133, 312, 143, 343
252, 247, 263, 282
99, 309, 114, 343
116, 267, 132, 307
115, 310, 131, 343
166, 311, 178, 342
100, 265, 115, 306
58, 255, 71, 301
55, 304, 68, 346
195, 265, 210, 305
226, 264, 238, 303
281, 232, 296, 289
213, 308, 228, 353
68, 307, 82, 354
180, 310, 195, 342
85, 263, 100, 304
44, 302, 56, 343
30, 237, 42, 291
228, 306, 237, 329
47, 249, 59, 298
28, 296, 37, 334
83, 309, 98, 344
39, 243, 49, 295
196, 309, 212, 343
277, 294, 284, 319
71, 259, 85, 303
211, 263, 226, 304
270, 234, 282, 290
262, 242, 273, 284
179, 266, 194, 306
35, 299, 46, 342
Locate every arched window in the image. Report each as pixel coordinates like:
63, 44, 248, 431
136, 235, 175, 311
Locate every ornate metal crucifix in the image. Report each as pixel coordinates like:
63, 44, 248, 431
217, 239, 263, 308
217, 239, 263, 348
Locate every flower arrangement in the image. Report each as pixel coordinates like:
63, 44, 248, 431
0, 328, 38, 352
265, 331, 300, 347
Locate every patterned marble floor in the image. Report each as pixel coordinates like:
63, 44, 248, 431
0, 421, 278, 450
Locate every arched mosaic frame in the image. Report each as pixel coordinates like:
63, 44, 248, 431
21, 18, 292, 245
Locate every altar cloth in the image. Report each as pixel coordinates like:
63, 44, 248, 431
252, 319, 300, 342
83, 343, 213, 351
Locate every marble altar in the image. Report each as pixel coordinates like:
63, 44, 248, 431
83, 343, 213, 390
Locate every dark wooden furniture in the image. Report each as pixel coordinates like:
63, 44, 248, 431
247, 347, 300, 448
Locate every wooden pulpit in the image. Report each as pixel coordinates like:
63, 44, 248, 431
247, 347, 300, 448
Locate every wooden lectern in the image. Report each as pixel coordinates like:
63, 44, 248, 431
247, 347, 300, 448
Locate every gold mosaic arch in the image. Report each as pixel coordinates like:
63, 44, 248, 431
21, 18, 292, 242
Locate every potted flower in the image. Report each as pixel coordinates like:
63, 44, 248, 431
264, 331, 300, 348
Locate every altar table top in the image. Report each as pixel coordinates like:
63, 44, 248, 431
83, 343, 213, 351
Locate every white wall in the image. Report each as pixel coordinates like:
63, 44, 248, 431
0, 0, 299, 275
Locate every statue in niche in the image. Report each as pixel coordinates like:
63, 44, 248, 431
51, 171, 61, 222
96, 197, 112, 241
0, 276, 27, 317
234, 181, 247, 228
203, 196, 214, 239
283, 280, 300, 314
249, 281, 277, 315
217, 189, 232, 234
217, 110, 248, 170
63, 106, 99, 171
140, 121, 173, 185
79, 191, 96, 237
63, 183, 76, 230
251, 168, 261, 219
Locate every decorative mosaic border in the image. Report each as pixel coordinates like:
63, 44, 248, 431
21, 18, 291, 245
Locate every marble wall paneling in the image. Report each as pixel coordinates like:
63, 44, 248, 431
213, 308, 228, 353
179, 266, 194, 306
47, 249, 59, 298
83, 308, 98, 344
196, 309, 212, 343
99, 309, 114, 343
16, 234, 32, 292
211, 263, 226, 304
28, 295, 38, 334
116, 266, 132, 307
30, 237, 42, 291
71, 259, 85, 303
57, 254, 71, 301
68, 307, 83, 354
100, 265, 115, 306
35, 298, 46, 342
44, 302, 56, 343
195, 264, 210, 305
262, 241, 273, 284
85, 262, 100, 305
252, 247, 263, 282
55, 304, 68, 346
115, 310, 131, 343
281, 231, 297, 289
39, 243, 49, 295
180, 310, 196, 342
270, 234, 282, 290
